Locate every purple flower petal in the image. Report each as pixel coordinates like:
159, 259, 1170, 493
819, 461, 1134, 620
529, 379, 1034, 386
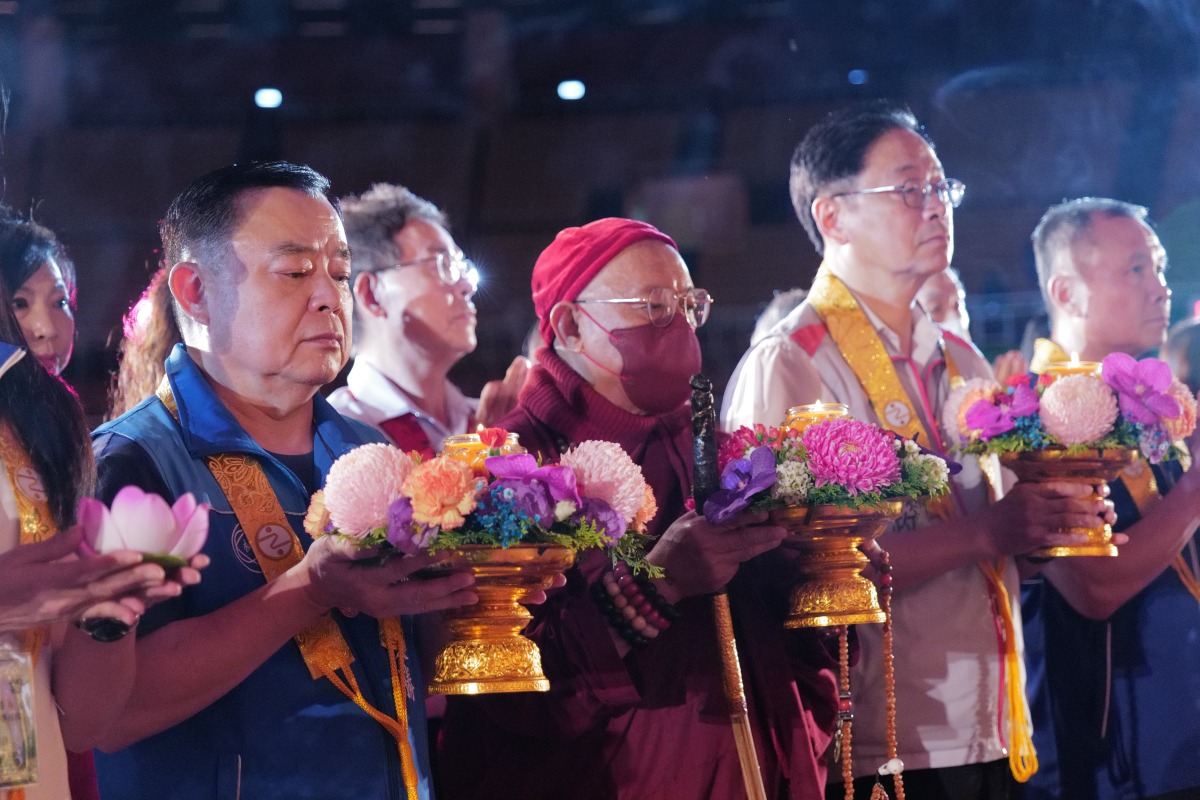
1134, 358, 1172, 392
1009, 384, 1041, 417
965, 399, 1016, 440
703, 445, 777, 524
484, 453, 539, 479
573, 497, 627, 543
386, 496, 435, 554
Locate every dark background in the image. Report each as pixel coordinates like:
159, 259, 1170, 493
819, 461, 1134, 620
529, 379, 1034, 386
3, 0, 1200, 412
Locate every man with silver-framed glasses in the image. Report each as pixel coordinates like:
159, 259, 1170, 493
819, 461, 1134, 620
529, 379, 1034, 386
723, 102, 1107, 800
329, 184, 528, 458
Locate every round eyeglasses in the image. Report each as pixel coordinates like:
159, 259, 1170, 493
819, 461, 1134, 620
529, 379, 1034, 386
574, 287, 713, 329
381, 251, 480, 292
831, 178, 966, 210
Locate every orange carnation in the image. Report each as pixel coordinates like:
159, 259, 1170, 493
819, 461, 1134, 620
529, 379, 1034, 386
402, 456, 479, 530
303, 489, 331, 538
1164, 379, 1198, 441
630, 483, 658, 533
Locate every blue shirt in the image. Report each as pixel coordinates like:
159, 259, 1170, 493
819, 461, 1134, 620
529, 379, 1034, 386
1023, 461, 1200, 800
91, 345, 433, 800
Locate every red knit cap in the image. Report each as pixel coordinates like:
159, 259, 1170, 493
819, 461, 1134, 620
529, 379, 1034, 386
532, 218, 677, 346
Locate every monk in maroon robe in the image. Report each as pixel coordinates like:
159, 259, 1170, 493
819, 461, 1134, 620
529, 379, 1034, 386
437, 218, 840, 800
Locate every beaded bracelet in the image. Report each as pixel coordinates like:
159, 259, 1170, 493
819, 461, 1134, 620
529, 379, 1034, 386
592, 561, 679, 647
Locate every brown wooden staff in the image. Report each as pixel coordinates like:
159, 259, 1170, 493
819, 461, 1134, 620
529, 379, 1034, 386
690, 373, 768, 800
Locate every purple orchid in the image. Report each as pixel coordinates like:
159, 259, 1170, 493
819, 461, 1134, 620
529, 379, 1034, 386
573, 497, 627, 544
386, 496, 436, 554
964, 398, 1017, 440
485, 478, 557, 524
485, 453, 582, 509
1009, 383, 1041, 417
703, 445, 777, 525
1102, 352, 1182, 426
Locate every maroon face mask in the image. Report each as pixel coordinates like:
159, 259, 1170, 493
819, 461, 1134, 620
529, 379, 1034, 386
576, 309, 702, 415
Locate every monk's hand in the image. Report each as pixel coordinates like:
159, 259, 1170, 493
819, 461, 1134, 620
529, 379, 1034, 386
646, 509, 786, 604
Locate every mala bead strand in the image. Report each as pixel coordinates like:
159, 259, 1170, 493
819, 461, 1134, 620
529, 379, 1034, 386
594, 562, 680, 647
878, 549, 905, 800
838, 625, 854, 800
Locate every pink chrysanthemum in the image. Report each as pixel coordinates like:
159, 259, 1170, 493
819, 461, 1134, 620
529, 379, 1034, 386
1164, 379, 1198, 441
324, 444, 416, 537
560, 440, 648, 523
1039, 374, 1118, 446
942, 377, 1002, 445
402, 456, 479, 530
801, 418, 901, 495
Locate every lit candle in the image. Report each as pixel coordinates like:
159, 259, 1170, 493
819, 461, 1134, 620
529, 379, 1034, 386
441, 432, 525, 473
784, 401, 850, 434
1044, 351, 1101, 378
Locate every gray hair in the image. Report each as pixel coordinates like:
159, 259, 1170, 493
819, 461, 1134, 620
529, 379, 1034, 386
1031, 197, 1148, 304
339, 183, 448, 283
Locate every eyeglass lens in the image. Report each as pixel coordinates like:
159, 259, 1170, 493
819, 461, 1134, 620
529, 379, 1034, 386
902, 179, 964, 209
646, 287, 710, 328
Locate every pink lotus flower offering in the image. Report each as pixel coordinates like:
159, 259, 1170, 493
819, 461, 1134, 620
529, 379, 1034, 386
78, 487, 209, 568
703, 420, 951, 524
308, 429, 657, 572
948, 354, 1195, 464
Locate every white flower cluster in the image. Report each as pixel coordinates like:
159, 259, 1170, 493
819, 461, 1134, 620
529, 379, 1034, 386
894, 437, 950, 490
771, 460, 813, 504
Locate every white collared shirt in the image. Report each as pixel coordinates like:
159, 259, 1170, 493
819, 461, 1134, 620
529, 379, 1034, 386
722, 288, 1019, 777
326, 360, 478, 452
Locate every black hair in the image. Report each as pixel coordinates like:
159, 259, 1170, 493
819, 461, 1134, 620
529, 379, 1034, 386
789, 101, 929, 254
0, 208, 77, 307
159, 160, 335, 268
0, 211, 93, 528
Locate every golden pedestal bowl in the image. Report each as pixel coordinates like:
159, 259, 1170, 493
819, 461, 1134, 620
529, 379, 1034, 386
769, 501, 903, 629
426, 543, 575, 696
1000, 447, 1138, 558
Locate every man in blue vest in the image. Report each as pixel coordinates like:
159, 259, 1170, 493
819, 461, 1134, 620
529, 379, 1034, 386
90, 162, 478, 799
1023, 197, 1200, 800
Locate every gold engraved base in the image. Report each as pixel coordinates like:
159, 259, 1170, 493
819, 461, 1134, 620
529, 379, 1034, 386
427, 543, 575, 696
769, 501, 903, 628
1001, 448, 1138, 558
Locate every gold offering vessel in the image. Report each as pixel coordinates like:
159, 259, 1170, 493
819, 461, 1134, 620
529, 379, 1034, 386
769, 501, 903, 628
426, 544, 576, 696
1000, 448, 1137, 557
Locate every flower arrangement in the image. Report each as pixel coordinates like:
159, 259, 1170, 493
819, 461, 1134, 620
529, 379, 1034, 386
944, 353, 1197, 464
77, 487, 210, 568
704, 418, 953, 524
305, 431, 656, 572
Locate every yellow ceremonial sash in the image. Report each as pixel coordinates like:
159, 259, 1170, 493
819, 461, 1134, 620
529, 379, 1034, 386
156, 382, 420, 800
0, 422, 54, 664
808, 266, 1038, 781
0, 421, 57, 800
